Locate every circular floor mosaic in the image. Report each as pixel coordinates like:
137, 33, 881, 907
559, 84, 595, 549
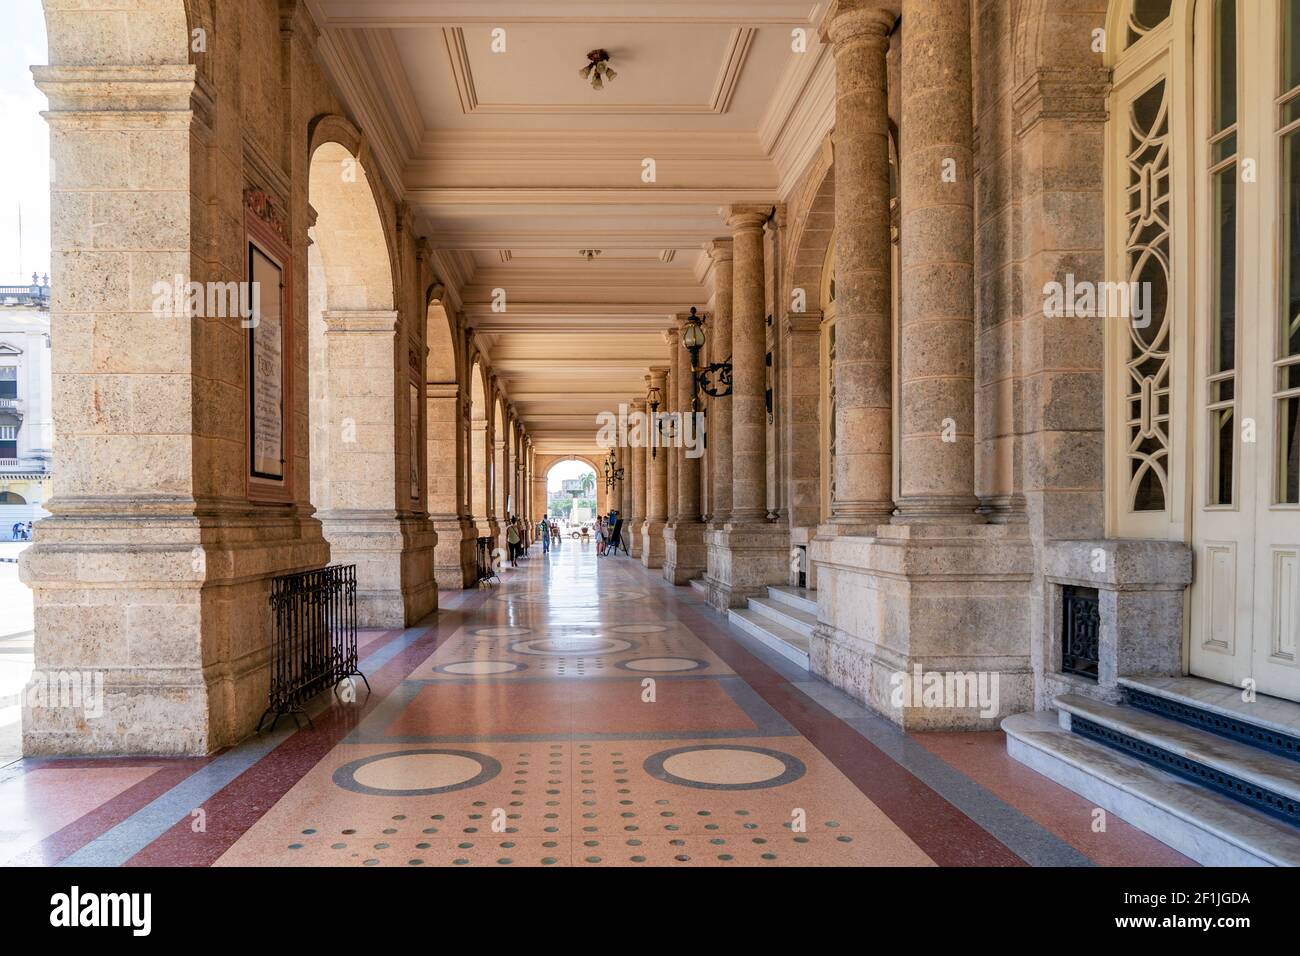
616, 657, 707, 673
644, 745, 807, 791
611, 624, 669, 634
472, 626, 532, 637
509, 636, 636, 656
498, 590, 648, 606
435, 660, 525, 675
333, 749, 501, 797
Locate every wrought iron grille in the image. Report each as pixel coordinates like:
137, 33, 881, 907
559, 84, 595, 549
259, 564, 366, 732
476, 536, 500, 585
1061, 585, 1101, 680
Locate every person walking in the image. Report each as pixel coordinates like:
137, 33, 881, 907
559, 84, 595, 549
539, 517, 550, 553
505, 516, 521, 567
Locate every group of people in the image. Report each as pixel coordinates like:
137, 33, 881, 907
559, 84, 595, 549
9, 521, 32, 541
595, 511, 626, 556
536, 516, 563, 553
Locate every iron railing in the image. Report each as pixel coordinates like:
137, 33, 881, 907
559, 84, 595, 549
258, 564, 367, 732
476, 536, 500, 585
1061, 584, 1101, 680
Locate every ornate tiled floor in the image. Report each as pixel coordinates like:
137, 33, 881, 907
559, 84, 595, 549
0, 542, 1193, 867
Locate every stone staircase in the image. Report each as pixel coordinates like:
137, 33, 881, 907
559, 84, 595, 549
726, 586, 816, 669
1003, 675, 1300, 865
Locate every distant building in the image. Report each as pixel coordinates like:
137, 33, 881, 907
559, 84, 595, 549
0, 275, 52, 540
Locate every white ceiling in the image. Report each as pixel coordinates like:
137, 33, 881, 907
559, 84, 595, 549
307, 0, 835, 456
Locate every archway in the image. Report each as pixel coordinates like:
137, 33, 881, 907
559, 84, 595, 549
469, 358, 492, 538
307, 134, 434, 626
493, 397, 507, 526
544, 458, 600, 540
426, 295, 476, 588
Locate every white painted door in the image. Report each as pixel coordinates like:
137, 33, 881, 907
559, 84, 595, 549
1191, 0, 1300, 702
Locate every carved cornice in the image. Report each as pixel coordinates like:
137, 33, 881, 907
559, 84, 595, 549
243, 188, 291, 244
1013, 68, 1111, 135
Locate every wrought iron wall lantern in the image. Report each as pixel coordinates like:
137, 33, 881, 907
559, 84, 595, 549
681, 306, 733, 412
603, 448, 624, 491
646, 381, 663, 458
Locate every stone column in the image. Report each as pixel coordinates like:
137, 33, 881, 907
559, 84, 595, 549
428, 381, 477, 588
825, 0, 897, 531
629, 398, 647, 557
723, 205, 773, 523
664, 314, 707, 584
894, 0, 979, 521
471, 419, 491, 538
318, 310, 437, 627
641, 368, 669, 568
704, 205, 790, 610
704, 239, 734, 527
664, 329, 680, 527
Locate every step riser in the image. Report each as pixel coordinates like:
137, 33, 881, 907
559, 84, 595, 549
1005, 730, 1281, 866
748, 601, 815, 638
1125, 688, 1300, 764
766, 587, 818, 617
727, 611, 810, 670
1070, 715, 1300, 829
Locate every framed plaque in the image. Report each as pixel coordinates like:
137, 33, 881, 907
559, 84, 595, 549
244, 192, 294, 504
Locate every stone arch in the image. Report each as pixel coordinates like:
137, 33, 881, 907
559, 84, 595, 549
469, 357, 490, 531
425, 295, 460, 520
538, 455, 601, 523
783, 138, 836, 320
493, 395, 507, 521
308, 137, 395, 313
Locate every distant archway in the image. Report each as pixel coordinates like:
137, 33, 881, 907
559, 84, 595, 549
469, 359, 490, 532
544, 459, 599, 527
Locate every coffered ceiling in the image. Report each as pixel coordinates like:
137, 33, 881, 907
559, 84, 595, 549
306, 0, 835, 456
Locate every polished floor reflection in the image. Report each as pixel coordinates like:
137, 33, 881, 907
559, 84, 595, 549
0, 541, 1192, 866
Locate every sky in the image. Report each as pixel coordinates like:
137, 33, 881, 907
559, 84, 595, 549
0, 1, 49, 285
546, 459, 596, 493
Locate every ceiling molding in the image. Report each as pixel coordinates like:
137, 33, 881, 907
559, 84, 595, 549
440, 26, 757, 115
309, 1, 823, 27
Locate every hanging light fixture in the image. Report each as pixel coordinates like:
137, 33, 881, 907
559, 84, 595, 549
579, 49, 617, 90
680, 306, 732, 412
603, 448, 624, 491
646, 381, 662, 458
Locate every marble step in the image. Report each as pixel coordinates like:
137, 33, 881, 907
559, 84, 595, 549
747, 596, 816, 639
1118, 675, 1300, 761
766, 585, 818, 617
1003, 711, 1300, 866
1056, 693, 1300, 812
727, 607, 810, 670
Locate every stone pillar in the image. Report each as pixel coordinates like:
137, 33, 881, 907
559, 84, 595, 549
724, 205, 772, 522
705, 239, 734, 527
665, 330, 679, 528
428, 381, 477, 588
318, 310, 437, 627
704, 205, 790, 610
17, 54, 334, 755
825, 0, 897, 531
641, 368, 669, 568
664, 314, 707, 584
471, 419, 492, 538
894, 0, 979, 521
629, 398, 647, 557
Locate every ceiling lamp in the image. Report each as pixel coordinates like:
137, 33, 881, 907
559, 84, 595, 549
580, 49, 617, 90
579, 249, 601, 261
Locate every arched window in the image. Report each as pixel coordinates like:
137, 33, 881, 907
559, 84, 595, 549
0, 491, 26, 505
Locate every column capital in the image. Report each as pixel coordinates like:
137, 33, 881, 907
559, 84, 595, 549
720, 204, 774, 232
663, 327, 680, 345
824, 0, 898, 48
703, 238, 733, 262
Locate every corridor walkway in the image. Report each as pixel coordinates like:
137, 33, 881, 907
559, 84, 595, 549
0, 543, 1191, 867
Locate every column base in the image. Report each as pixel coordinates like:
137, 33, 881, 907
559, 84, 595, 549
640, 519, 667, 569
663, 520, 707, 585
19, 506, 330, 756
703, 521, 790, 611
808, 522, 1034, 730
626, 516, 645, 558
320, 510, 437, 628
892, 494, 983, 524
432, 516, 479, 589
